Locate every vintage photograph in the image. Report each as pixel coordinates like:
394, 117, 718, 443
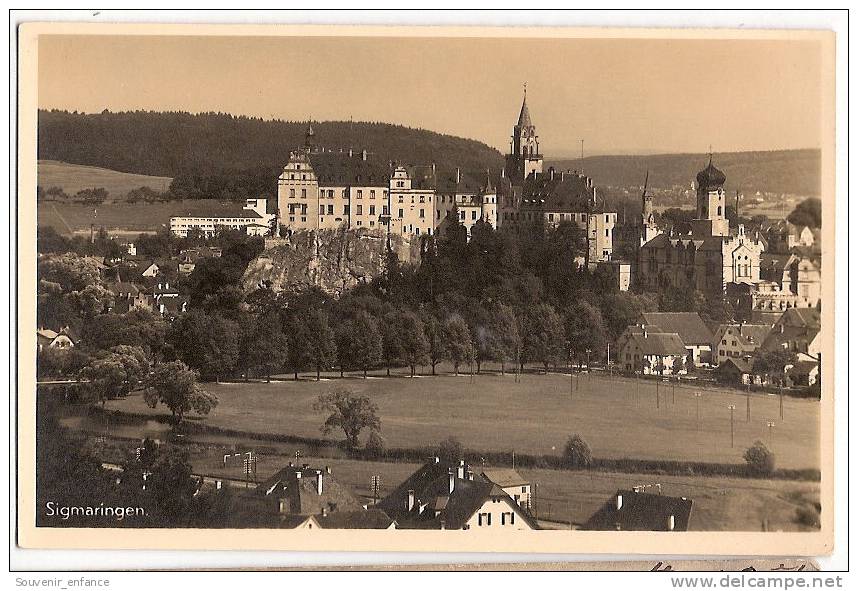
17, 22, 835, 554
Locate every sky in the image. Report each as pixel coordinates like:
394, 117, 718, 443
37, 34, 824, 156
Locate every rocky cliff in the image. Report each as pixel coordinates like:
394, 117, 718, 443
242, 228, 416, 297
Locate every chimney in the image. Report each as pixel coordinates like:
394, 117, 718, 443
361, 149, 367, 161
215, 480, 222, 490
316, 470, 323, 495
165, 282, 169, 290
433, 456, 440, 464
667, 514, 675, 531
432, 163, 436, 175
448, 469, 455, 494
456, 168, 461, 184
349, 147, 353, 157
457, 460, 465, 480
466, 469, 474, 481
321, 507, 328, 517
549, 167, 555, 180
643, 326, 648, 338
616, 493, 623, 510
780, 324, 785, 334
407, 489, 415, 511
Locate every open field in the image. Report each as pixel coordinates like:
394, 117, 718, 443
38, 160, 172, 199
174, 447, 821, 532
37, 199, 245, 236
102, 368, 820, 470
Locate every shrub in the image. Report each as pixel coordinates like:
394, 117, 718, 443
364, 430, 387, 459
438, 436, 464, 463
795, 505, 820, 528
562, 434, 593, 468
743, 440, 776, 475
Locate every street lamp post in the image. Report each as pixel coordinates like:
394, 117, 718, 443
694, 392, 703, 428
727, 404, 736, 448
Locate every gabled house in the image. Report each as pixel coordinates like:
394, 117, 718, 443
36, 327, 77, 352
711, 322, 771, 366
714, 357, 759, 386
480, 468, 531, 511
762, 308, 821, 361
249, 464, 365, 528
583, 488, 693, 531
376, 459, 538, 530
616, 325, 689, 376
640, 312, 713, 366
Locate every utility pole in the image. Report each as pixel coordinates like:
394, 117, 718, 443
727, 404, 736, 448
694, 392, 703, 428
746, 383, 752, 422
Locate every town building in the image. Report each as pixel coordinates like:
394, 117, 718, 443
169, 198, 274, 238
596, 260, 632, 292
615, 325, 689, 376
640, 312, 713, 366
376, 458, 538, 530
637, 157, 766, 296
389, 165, 436, 237
764, 221, 818, 254
249, 464, 366, 528
582, 488, 693, 531
36, 327, 77, 352
480, 468, 531, 511
277, 126, 389, 234
711, 322, 771, 366
760, 308, 821, 362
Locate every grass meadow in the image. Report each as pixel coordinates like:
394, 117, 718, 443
103, 366, 820, 470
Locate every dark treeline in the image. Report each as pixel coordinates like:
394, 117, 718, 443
549, 149, 822, 197
38, 110, 505, 202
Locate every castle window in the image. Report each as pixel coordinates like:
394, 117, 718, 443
301, 189, 307, 199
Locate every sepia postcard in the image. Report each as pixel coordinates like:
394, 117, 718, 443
15, 20, 838, 557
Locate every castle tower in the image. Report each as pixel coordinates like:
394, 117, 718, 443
504, 85, 543, 183
692, 154, 730, 237
640, 171, 660, 245
303, 120, 317, 152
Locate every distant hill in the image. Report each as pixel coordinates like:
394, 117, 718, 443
37, 160, 172, 199
548, 149, 821, 197
37, 110, 504, 179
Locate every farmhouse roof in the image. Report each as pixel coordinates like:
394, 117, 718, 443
583, 489, 693, 531
716, 357, 754, 375
256, 465, 364, 516
642, 313, 712, 345
480, 468, 529, 488
173, 203, 264, 219
315, 509, 396, 529
627, 330, 688, 357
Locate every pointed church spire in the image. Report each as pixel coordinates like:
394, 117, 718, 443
517, 83, 533, 128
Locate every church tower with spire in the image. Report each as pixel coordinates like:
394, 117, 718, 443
504, 84, 543, 183
640, 171, 661, 245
